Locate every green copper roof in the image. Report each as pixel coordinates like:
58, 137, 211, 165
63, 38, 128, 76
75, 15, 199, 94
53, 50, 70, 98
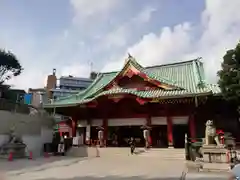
44, 58, 221, 108
44, 87, 215, 108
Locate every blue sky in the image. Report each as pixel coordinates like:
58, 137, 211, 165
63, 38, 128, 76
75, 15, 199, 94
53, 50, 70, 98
0, 0, 240, 89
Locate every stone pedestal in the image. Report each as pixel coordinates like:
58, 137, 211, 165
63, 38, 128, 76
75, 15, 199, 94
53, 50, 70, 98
0, 143, 26, 159
202, 145, 228, 163
201, 144, 230, 171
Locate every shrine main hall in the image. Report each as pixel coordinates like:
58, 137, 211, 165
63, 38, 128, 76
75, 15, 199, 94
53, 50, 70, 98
44, 56, 240, 148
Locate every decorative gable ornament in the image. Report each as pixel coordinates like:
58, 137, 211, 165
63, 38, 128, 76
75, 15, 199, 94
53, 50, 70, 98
136, 97, 146, 105
122, 65, 140, 78
124, 53, 133, 65
108, 94, 124, 102
104, 57, 177, 92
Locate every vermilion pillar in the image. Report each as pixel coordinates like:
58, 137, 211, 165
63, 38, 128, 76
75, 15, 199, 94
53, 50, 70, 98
103, 118, 108, 146
167, 116, 173, 147
146, 115, 152, 147
189, 115, 196, 142
71, 117, 77, 137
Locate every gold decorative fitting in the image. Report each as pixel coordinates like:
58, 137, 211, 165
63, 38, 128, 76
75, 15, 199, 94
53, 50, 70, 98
150, 98, 194, 104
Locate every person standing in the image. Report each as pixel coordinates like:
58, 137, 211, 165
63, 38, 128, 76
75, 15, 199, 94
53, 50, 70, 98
143, 129, 149, 149
129, 137, 136, 155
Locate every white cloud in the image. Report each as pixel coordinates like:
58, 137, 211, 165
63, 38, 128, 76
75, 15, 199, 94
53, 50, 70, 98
133, 6, 156, 24
70, 0, 119, 21
60, 63, 91, 78
102, 22, 193, 71
2, 0, 240, 90
0, 30, 47, 90
101, 6, 156, 50
128, 23, 193, 66
1, 0, 119, 90
103, 0, 240, 83
103, 25, 129, 49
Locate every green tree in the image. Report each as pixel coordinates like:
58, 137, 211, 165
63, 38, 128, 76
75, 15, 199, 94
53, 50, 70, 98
0, 49, 23, 84
218, 42, 240, 103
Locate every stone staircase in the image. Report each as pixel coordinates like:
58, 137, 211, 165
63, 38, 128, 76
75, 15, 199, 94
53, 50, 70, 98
99, 147, 145, 156
138, 148, 185, 160
67, 146, 185, 160
67, 147, 145, 158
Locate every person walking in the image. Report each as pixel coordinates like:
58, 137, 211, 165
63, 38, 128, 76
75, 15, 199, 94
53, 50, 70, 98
129, 137, 136, 155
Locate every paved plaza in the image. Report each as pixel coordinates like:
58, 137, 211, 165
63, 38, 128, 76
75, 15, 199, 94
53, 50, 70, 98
0, 155, 230, 180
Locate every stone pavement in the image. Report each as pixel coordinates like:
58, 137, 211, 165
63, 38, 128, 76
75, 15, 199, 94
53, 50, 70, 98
186, 171, 229, 180
0, 156, 87, 172
0, 155, 231, 180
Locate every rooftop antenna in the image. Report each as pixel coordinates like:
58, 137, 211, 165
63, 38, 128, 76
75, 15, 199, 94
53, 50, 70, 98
53, 68, 56, 76
90, 61, 93, 72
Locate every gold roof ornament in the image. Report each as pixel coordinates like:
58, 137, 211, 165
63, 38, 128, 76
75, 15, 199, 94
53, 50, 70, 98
124, 53, 133, 65
128, 53, 133, 59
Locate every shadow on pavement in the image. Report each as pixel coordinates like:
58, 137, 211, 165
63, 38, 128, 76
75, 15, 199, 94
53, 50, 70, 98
134, 149, 145, 155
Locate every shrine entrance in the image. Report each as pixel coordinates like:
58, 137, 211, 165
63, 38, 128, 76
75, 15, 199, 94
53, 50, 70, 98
151, 125, 168, 148
108, 126, 144, 147
172, 124, 189, 148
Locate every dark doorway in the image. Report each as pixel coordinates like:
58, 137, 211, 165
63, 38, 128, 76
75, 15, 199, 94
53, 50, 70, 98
173, 124, 188, 148
90, 127, 98, 141
77, 127, 86, 144
77, 127, 86, 137
108, 126, 144, 147
151, 125, 168, 148
108, 126, 118, 147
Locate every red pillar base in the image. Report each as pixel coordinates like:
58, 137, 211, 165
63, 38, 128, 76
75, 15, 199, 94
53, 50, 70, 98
167, 116, 174, 148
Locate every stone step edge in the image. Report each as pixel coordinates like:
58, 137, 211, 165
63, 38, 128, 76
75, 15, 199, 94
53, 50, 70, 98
199, 168, 230, 173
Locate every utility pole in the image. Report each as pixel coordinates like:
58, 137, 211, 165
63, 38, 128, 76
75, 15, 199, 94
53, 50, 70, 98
90, 61, 93, 73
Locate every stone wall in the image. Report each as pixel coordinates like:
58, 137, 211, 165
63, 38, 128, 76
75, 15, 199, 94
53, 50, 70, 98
0, 110, 42, 134
0, 110, 53, 157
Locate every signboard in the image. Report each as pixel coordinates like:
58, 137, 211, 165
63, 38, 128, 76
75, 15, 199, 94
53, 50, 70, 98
59, 123, 70, 132
24, 93, 32, 105
54, 114, 71, 123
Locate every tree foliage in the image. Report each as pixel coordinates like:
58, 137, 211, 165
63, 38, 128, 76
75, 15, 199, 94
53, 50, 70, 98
0, 49, 23, 84
218, 42, 240, 103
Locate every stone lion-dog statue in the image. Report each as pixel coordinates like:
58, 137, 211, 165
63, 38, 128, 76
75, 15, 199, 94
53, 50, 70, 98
205, 120, 221, 146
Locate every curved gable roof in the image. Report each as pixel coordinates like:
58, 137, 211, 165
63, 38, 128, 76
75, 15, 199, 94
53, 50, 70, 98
44, 57, 220, 108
